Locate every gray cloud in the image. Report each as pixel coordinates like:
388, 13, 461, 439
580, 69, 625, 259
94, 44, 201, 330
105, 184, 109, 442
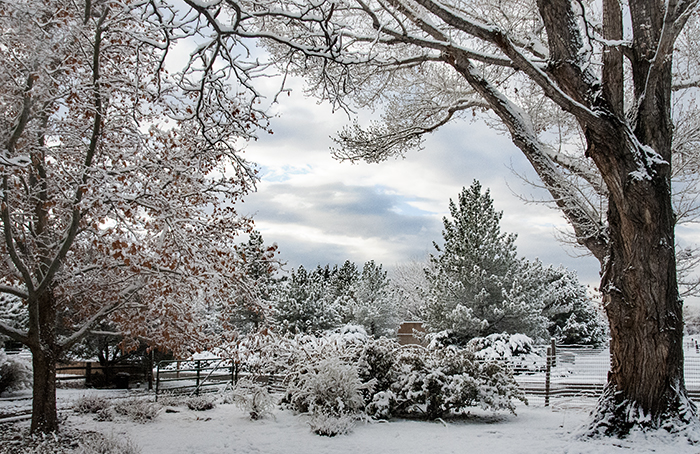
238, 84, 604, 289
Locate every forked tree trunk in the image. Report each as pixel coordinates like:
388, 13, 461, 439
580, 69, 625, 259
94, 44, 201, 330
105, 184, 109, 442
588, 135, 696, 435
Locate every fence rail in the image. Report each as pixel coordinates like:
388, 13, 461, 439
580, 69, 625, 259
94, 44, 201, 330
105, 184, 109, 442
515, 340, 700, 404
153, 358, 286, 401
56, 362, 152, 389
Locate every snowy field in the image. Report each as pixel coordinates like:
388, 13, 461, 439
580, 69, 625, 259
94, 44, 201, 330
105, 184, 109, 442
3, 388, 700, 454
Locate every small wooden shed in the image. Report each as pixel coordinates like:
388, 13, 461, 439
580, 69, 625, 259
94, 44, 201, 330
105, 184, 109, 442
397, 321, 426, 345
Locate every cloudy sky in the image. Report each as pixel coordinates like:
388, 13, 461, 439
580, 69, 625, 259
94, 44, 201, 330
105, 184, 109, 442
226, 73, 700, 305
234, 77, 611, 289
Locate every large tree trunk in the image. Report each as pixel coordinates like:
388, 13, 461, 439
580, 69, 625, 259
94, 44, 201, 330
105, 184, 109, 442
30, 346, 59, 433
587, 132, 697, 435
27, 290, 60, 433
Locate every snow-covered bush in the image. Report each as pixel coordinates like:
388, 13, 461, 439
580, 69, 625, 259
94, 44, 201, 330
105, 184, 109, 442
357, 338, 397, 395
361, 336, 529, 420
284, 357, 366, 417
365, 390, 395, 419
230, 329, 525, 426
186, 395, 216, 411
77, 432, 141, 454
307, 412, 357, 437
156, 393, 186, 407
466, 333, 545, 372
232, 379, 276, 420
467, 333, 534, 361
74, 395, 160, 423
283, 357, 367, 435
0, 350, 32, 394
73, 395, 111, 415
389, 345, 525, 419
113, 398, 161, 423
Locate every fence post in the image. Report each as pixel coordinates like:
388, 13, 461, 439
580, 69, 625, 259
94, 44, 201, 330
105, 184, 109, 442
196, 360, 201, 396
545, 346, 552, 407
155, 362, 161, 402
85, 362, 92, 388
147, 350, 154, 391
550, 338, 557, 368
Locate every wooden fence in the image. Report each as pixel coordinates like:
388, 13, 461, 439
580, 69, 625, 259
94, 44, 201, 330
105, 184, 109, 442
57, 361, 153, 389
153, 358, 286, 401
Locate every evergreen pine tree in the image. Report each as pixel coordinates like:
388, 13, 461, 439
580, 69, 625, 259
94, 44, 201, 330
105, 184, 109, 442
348, 261, 398, 337
424, 181, 605, 345
274, 265, 342, 333
425, 181, 525, 343
228, 231, 280, 333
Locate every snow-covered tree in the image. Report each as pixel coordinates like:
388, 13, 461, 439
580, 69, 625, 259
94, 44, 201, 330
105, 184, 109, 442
425, 183, 605, 346
227, 231, 281, 333
274, 266, 343, 333
0, 0, 270, 433
176, 0, 700, 434
425, 182, 546, 342
273, 261, 398, 336
345, 261, 398, 337
389, 258, 431, 322
529, 263, 606, 345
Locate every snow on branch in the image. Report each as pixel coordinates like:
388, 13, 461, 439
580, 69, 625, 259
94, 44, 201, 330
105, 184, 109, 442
332, 99, 485, 162
450, 53, 608, 259
0, 285, 28, 300
406, 0, 599, 124
0, 320, 28, 345
673, 76, 700, 91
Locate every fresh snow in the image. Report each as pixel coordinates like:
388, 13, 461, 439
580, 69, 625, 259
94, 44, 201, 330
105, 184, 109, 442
72, 396, 699, 453
2, 388, 698, 454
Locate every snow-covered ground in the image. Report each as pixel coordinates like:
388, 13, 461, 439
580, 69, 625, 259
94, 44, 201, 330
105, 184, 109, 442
3, 388, 699, 454
4, 340, 700, 453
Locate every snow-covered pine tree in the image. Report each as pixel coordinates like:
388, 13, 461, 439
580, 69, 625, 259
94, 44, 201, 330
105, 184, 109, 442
273, 260, 399, 337
347, 261, 398, 338
425, 182, 604, 345
425, 181, 538, 343
273, 266, 341, 333
228, 231, 281, 333
328, 261, 360, 323
517, 261, 607, 345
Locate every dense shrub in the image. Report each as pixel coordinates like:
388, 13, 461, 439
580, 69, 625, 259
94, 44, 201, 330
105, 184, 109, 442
283, 357, 367, 435
74, 395, 160, 423
113, 398, 161, 423
73, 395, 111, 415
186, 395, 217, 411
233, 329, 526, 434
284, 357, 366, 418
75, 396, 160, 423
307, 412, 357, 437
0, 351, 32, 394
357, 339, 526, 420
